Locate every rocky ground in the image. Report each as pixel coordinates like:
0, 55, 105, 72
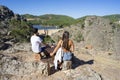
0, 43, 120, 80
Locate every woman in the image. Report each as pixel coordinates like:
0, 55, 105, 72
50, 31, 74, 69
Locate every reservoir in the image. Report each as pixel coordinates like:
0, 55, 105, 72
33, 25, 58, 30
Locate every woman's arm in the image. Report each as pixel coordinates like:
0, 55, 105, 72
70, 40, 74, 52
50, 40, 62, 56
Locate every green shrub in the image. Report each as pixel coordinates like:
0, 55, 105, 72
88, 21, 93, 26
74, 32, 84, 42
43, 35, 55, 44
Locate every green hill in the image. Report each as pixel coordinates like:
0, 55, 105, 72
22, 14, 76, 27
22, 14, 120, 27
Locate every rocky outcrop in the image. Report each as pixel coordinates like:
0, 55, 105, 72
83, 16, 120, 60
0, 5, 23, 36
83, 16, 114, 51
0, 52, 102, 80
0, 53, 50, 80
0, 5, 14, 21
0, 5, 32, 47
2, 43, 32, 54
0, 5, 26, 35
0, 5, 26, 22
62, 66, 101, 80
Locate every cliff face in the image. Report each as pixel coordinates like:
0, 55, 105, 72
83, 16, 120, 60
84, 16, 113, 51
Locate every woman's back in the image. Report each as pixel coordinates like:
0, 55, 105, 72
61, 39, 74, 52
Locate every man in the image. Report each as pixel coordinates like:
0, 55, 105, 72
30, 28, 45, 61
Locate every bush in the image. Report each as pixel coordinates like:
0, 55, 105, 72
8, 19, 33, 42
74, 32, 84, 42
43, 35, 55, 44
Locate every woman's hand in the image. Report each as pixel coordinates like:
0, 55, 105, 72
50, 52, 54, 56
50, 40, 62, 57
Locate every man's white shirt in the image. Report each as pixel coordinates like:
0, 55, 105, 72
30, 35, 42, 53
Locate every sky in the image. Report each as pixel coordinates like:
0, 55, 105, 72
0, 0, 120, 18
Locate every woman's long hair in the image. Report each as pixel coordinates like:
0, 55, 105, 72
62, 31, 70, 50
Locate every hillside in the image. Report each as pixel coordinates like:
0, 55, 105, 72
22, 14, 76, 27
23, 14, 120, 27
0, 5, 33, 50
103, 14, 120, 22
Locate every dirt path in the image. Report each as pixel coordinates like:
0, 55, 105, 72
76, 53, 120, 80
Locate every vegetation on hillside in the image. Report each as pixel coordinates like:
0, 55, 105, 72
76, 16, 87, 29
22, 14, 37, 18
103, 14, 120, 22
8, 19, 33, 42
74, 31, 84, 42
0, 5, 33, 43
43, 35, 55, 44
22, 14, 76, 27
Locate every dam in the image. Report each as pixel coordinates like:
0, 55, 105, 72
33, 25, 63, 35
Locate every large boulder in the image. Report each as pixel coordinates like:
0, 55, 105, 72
0, 53, 50, 80
83, 16, 120, 60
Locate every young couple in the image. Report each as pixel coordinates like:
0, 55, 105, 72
31, 28, 74, 69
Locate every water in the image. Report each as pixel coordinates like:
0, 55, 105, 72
33, 25, 58, 30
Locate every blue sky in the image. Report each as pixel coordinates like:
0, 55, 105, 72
0, 0, 120, 18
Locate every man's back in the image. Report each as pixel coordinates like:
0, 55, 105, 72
31, 35, 42, 53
